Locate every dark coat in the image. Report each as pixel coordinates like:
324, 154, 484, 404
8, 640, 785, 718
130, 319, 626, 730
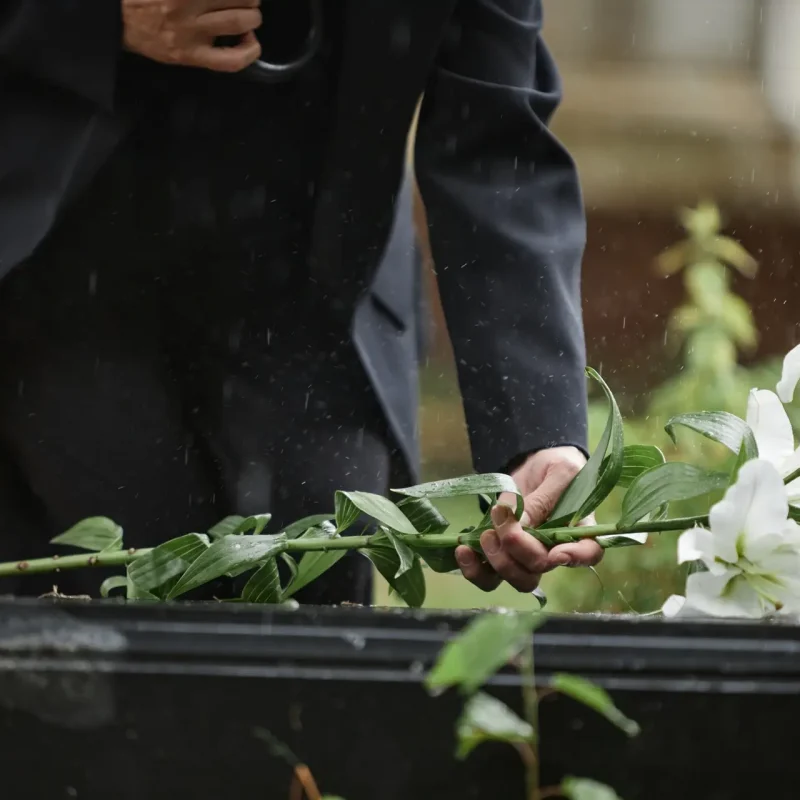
0, 0, 588, 477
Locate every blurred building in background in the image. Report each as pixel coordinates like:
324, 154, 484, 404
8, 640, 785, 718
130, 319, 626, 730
416, 0, 800, 478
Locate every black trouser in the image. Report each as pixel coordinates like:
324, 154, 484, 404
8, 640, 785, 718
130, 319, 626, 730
0, 153, 399, 605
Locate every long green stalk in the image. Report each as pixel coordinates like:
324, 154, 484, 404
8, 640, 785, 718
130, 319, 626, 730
0, 514, 710, 580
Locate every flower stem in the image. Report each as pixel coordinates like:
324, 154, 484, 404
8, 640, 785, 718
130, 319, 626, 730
0, 514, 712, 580
785, 467, 800, 486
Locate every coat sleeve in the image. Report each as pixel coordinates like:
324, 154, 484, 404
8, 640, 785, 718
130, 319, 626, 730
414, 0, 588, 473
0, 1, 122, 111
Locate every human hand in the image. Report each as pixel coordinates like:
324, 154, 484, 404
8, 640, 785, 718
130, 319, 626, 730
122, 0, 263, 72
455, 446, 603, 592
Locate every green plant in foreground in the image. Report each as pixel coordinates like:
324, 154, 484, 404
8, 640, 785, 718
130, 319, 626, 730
252, 727, 345, 800
3, 359, 799, 609
426, 609, 638, 799
251, 609, 634, 800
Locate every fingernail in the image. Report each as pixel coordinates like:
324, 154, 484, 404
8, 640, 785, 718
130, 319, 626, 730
553, 553, 573, 567
456, 547, 474, 567
481, 531, 500, 555
491, 504, 513, 527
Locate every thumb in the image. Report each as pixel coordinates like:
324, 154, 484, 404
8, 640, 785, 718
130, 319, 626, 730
522, 470, 573, 528
497, 491, 528, 525
490, 502, 519, 536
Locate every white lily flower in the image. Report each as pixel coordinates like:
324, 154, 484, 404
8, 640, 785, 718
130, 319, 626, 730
776, 343, 800, 404
664, 459, 800, 619
746, 389, 800, 504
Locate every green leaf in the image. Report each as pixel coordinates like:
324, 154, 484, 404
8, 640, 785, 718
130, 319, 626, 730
710, 234, 758, 278
680, 201, 721, 240
335, 491, 418, 535
282, 525, 347, 599
382, 529, 415, 578
125, 564, 159, 601
458, 505, 495, 551
720, 294, 758, 350
280, 552, 299, 586
426, 611, 546, 695
730, 438, 754, 482
208, 515, 246, 540
50, 517, 123, 552
393, 474, 523, 519
618, 463, 729, 527
99, 576, 128, 598
278, 515, 335, 539
241, 558, 282, 603
168, 534, 287, 599
362, 531, 425, 608
685, 261, 727, 314
417, 548, 460, 574
396, 497, 449, 535
455, 692, 533, 760
548, 368, 624, 525
654, 240, 690, 276
614, 445, 666, 489
665, 411, 758, 460
551, 673, 640, 737
599, 536, 647, 550
127, 533, 210, 598
232, 514, 272, 536
561, 777, 624, 800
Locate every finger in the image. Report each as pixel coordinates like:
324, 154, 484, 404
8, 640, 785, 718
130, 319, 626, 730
479, 530, 541, 593
456, 546, 502, 592
546, 539, 603, 569
522, 468, 577, 527
490, 504, 550, 572
189, 31, 262, 71
497, 491, 531, 526
197, 8, 262, 36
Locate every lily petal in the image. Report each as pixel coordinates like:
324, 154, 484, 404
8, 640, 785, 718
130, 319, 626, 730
685, 571, 764, 618
711, 460, 788, 547
746, 389, 795, 467
776, 343, 800, 404
661, 595, 687, 617
676, 527, 723, 573
775, 577, 800, 616
750, 521, 800, 575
